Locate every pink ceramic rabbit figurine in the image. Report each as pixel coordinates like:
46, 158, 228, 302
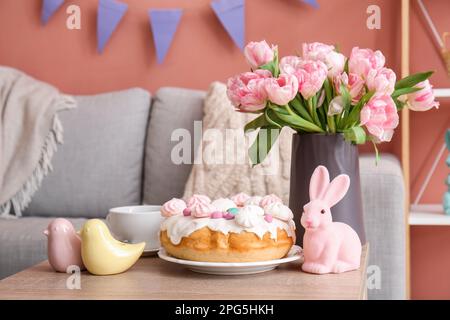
301, 165, 362, 274
44, 218, 85, 272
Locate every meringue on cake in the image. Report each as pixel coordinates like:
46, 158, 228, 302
159, 193, 296, 262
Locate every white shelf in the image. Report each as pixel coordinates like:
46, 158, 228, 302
433, 88, 450, 98
409, 204, 450, 225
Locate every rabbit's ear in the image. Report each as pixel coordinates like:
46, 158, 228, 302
322, 174, 350, 207
309, 166, 330, 200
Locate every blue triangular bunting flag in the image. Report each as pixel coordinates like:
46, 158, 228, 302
302, 0, 319, 8
97, 0, 128, 54
211, 0, 245, 51
41, 0, 65, 25
148, 9, 183, 64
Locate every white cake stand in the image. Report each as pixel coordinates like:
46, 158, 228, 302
157, 245, 303, 275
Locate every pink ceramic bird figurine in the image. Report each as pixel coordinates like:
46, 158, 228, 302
300, 165, 362, 274
44, 218, 85, 272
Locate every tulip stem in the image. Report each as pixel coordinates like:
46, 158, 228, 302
327, 113, 336, 133
290, 96, 313, 123
307, 98, 322, 130
307, 98, 313, 115
335, 112, 343, 130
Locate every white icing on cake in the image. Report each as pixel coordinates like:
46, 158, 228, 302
239, 205, 264, 216
161, 214, 295, 245
263, 202, 294, 221
235, 206, 262, 228
211, 198, 236, 212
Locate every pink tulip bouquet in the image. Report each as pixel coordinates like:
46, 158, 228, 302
227, 41, 439, 164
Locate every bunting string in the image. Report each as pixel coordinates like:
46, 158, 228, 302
41, 0, 319, 64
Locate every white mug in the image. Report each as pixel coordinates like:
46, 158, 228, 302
106, 205, 163, 251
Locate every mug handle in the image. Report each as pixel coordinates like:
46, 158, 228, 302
106, 213, 112, 226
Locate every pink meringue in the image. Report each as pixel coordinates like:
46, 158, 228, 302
192, 202, 216, 218
231, 192, 251, 207
186, 194, 211, 209
259, 194, 282, 208
161, 198, 186, 217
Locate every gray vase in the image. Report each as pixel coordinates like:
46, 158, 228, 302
289, 133, 366, 246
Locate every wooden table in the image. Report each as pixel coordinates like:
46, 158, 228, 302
0, 245, 368, 300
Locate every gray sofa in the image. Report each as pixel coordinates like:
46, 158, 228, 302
0, 87, 405, 299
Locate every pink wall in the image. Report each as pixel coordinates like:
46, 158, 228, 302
0, 0, 449, 298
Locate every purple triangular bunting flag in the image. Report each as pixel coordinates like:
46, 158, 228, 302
211, 0, 245, 51
97, 0, 128, 54
41, 0, 65, 25
148, 9, 183, 64
302, 0, 319, 8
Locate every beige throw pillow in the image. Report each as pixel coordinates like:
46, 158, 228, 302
183, 82, 293, 203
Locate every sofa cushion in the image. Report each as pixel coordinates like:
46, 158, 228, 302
24, 88, 151, 218
0, 217, 87, 279
144, 87, 205, 205
360, 154, 405, 300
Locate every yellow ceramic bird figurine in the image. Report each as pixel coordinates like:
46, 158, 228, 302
79, 219, 145, 275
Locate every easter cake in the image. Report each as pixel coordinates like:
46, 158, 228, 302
159, 193, 296, 262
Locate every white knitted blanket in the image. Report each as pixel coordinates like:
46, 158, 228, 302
0, 67, 75, 218
183, 82, 293, 203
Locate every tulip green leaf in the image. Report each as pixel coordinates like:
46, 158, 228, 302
391, 86, 422, 98
290, 96, 314, 122
342, 90, 375, 129
340, 84, 352, 111
344, 126, 367, 144
395, 71, 433, 90
324, 78, 333, 104
244, 114, 268, 133
274, 105, 324, 132
264, 108, 283, 129
393, 98, 406, 111
248, 126, 280, 166
259, 49, 280, 77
